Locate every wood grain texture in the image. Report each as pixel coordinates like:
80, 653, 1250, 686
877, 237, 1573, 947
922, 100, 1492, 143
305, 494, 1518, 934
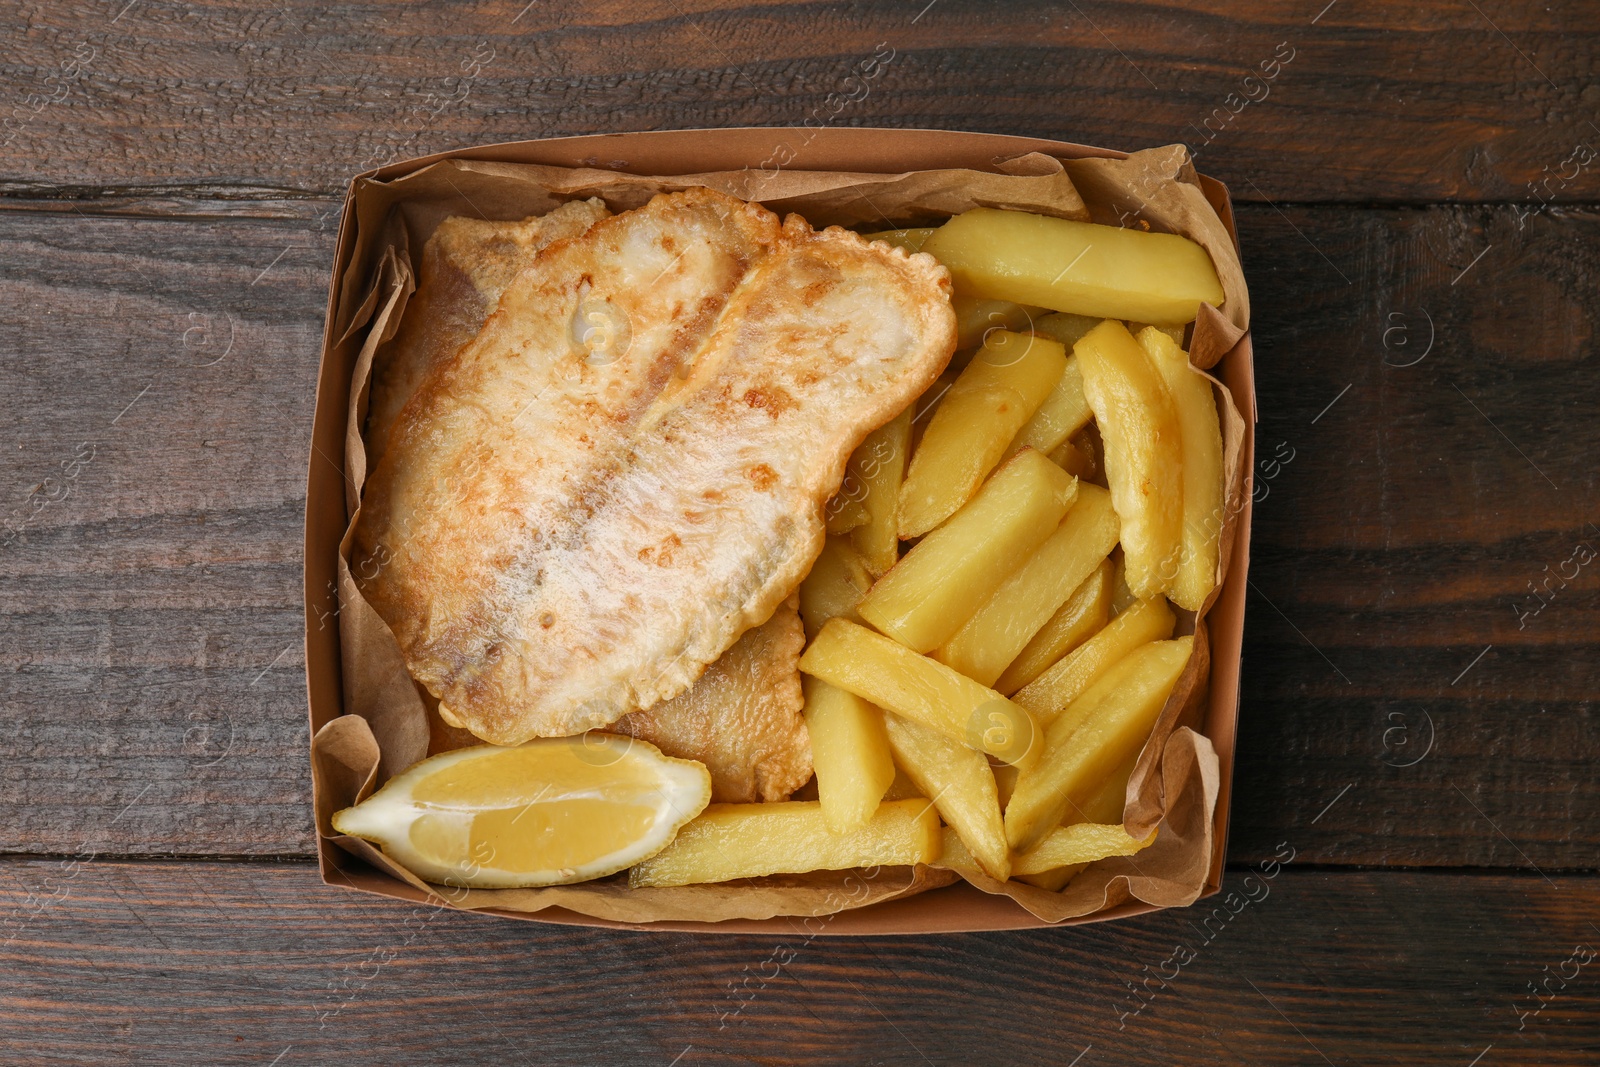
1231, 203, 1600, 869
4, 4, 1598, 1059
1, 1, 1599, 203
0, 859, 1595, 1064
0, 205, 336, 856
2, 201, 1595, 868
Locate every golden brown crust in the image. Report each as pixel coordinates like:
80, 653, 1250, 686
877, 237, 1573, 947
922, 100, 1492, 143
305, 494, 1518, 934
364, 199, 610, 467
354, 187, 956, 744
613, 598, 810, 802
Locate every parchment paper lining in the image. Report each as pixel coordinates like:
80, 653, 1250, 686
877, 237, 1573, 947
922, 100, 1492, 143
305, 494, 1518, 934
313, 145, 1251, 924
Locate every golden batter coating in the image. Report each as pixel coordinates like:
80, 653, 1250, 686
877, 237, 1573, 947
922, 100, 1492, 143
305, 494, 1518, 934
369, 197, 811, 793
354, 187, 956, 744
614, 598, 811, 803
364, 199, 611, 467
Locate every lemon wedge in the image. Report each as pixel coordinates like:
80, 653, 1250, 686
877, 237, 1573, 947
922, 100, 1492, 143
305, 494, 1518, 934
331, 734, 711, 888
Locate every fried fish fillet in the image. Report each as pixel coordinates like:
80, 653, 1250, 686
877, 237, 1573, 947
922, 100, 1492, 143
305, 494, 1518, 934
354, 187, 956, 744
429, 603, 812, 801
614, 598, 810, 802
368, 197, 810, 793
365, 199, 611, 467
421, 603, 812, 800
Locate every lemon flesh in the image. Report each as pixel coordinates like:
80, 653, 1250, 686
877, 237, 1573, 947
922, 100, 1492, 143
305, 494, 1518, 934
331, 734, 711, 888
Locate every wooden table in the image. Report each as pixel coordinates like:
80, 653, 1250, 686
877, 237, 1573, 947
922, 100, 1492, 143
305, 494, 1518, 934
3, 2, 1597, 1062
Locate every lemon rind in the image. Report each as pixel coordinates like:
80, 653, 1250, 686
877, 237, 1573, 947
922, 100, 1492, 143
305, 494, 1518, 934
330, 736, 712, 889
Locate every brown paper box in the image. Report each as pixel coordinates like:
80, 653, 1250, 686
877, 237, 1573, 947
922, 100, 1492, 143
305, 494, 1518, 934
303, 127, 1255, 933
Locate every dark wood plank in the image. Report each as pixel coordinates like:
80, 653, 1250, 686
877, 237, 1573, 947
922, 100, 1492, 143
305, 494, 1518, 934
1231, 203, 1600, 868
3, 200, 1597, 866
1, 859, 1596, 1063
0, 204, 338, 856
2, 1, 1599, 204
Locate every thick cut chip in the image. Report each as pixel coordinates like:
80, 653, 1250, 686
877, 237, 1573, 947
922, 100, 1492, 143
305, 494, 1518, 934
1010, 356, 1092, 457
629, 798, 941, 888
355, 189, 956, 743
824, 490, 870, 534
1075, 319, 1183, 599
365, 200, 611, 467
1126, 321, 1186, 345
800, 619, 1040, 768
935, 482, 1120, 688
1013, 597, 1176, 725
862, 450, 1078, 653
613, 599, 811, 803
1013, 753, 1135, 890
848, 408, 912, 577
922, 208, 1225, 324
910, 371, 957, 453
1049, 430, 1097, 482
952, 297, 1047, 349
883, 713, 1010, 881
995, 557, 1114, 696
898, 330, 1067, 538
1075, 753, 1138, 827
1030, 312, 1102, 349
1005, 637, 1192, 850
802, 677, 896, 833
1138, 326, 1225, 611
798, 535, 874, 641
1012, 822, 1156, 876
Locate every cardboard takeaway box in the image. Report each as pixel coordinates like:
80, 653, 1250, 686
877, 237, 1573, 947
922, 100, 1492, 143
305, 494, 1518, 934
303, 127, 1255, 934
